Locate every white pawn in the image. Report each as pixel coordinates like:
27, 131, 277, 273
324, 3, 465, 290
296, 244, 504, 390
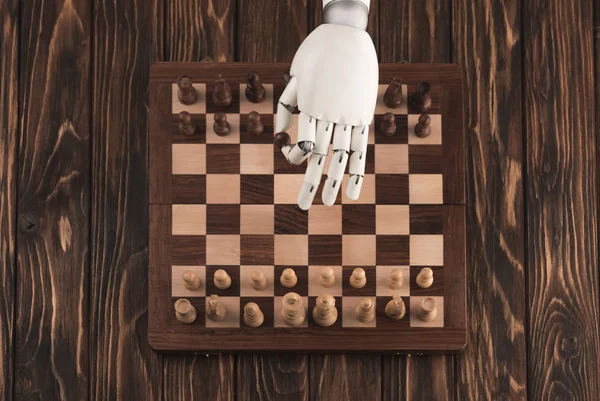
388, 269, 404, 290
312, 294, 338, 327
174, 299, 197, 324
280, 268, 298, 288
182, 271, 201, 291
214, 269, 232, 290
418, 297, 438, 322
206, 294, 227, 322
281, 292, 306, 327
251, 270, 268, 291
416, 267, 434, 288
349, 268, 367, 289
320, 267, 335, 288
243, 302, 264, 328
385, 295, 406, 320
355, 297, 375, 323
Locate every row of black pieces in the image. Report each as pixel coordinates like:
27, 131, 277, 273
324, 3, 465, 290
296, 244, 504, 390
178, 110, 265, 137
384, 78, 433, 112
177, 72, 267, 107
380, 112, 432, 139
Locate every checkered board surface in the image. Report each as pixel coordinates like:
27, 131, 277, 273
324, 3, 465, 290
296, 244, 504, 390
149, 63, 466, 352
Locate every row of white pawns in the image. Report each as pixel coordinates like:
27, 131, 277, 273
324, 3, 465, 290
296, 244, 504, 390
173, 267, 439, 328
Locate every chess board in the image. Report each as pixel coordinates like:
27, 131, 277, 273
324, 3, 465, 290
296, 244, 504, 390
148, 63, 466, 352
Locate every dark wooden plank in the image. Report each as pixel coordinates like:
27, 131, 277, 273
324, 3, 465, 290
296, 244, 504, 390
164, 356, 235, 400
165, 0, 235, 61
452, 1, 528, 399
90, 0, 163, 399
378, 1, 453, 399
523, 1, 600, 399
407, 355, 454, 400
236, 355, 308, 401
238, 0, 307, 63
596, 0, 600, 354
15, 0, 91, 399
236, 3, 309, 399
0, 1, 18, 399
309, 355, 380, 401
379, 0, 450, 63
381, 355, 406, 401
162, 0, 237, 398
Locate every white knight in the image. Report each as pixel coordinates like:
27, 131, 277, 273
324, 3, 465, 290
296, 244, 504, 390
276, 0, 379, 210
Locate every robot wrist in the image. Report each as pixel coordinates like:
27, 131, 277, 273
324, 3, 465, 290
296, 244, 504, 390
323, 0, 369, 31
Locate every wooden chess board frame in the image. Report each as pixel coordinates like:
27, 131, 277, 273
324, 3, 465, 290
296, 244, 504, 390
148, 63, 466, 352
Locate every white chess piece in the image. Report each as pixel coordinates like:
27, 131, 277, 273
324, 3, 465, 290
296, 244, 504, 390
280, 268, 298, 288
416, 267, 434, 289
275, 0, 379, 210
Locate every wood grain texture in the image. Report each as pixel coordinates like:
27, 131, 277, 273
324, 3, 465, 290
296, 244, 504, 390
0, 0, 18, 399
523, 0, 600, 399
452, 1, 528, 399
238, 0, 307, 63
165, 0, 235, 62
406, 355, 454, 401
162, 1, 237, 398
237, 355, 308, 401
377, 1, 454, 399
378, 0, 450, 63
309, 355, 381, 401
381, 355, 406, 401
236, 3, 309, 399
596, 0, 600, 353
90, 0, 162, 399
164, 356, 235, 400
15, 0, 90, 399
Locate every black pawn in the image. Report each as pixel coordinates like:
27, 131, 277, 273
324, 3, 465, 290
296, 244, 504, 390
214, 112, 230, 137
414, 114, 432, 138
246, 71, 266, 103
384, 77, 403, 108
274, 132, 291, 149
213, 74, 233, 107
381, 113, 397, 136
179, 111, 196, 136
248, 111, 264, 136
177, 75, 197, 105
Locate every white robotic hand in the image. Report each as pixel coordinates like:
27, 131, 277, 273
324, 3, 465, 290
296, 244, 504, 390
275, 0, 379, 210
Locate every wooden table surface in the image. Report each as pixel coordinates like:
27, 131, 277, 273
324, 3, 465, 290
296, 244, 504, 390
0, 0, 598, 400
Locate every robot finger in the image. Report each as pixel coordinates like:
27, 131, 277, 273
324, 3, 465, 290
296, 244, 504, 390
281, 112, 316, 165
275, 76, 298, 133
298, 120, 333, 210
322, 124, 352, 206
346, 125, 369, 200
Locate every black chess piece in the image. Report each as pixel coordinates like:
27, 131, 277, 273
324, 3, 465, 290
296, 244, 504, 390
178, 111, 196, 136
177, 75, 197, 105
411, 81, 432, 113
414, 114, 432, 138
274, 132, 291, 149
381, 113, 397, 136
213, 112, 230, 136
213, 74, 233, 107
248, 111, 264, 136
384, 77, 403, 108
246, 71, 266, 103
